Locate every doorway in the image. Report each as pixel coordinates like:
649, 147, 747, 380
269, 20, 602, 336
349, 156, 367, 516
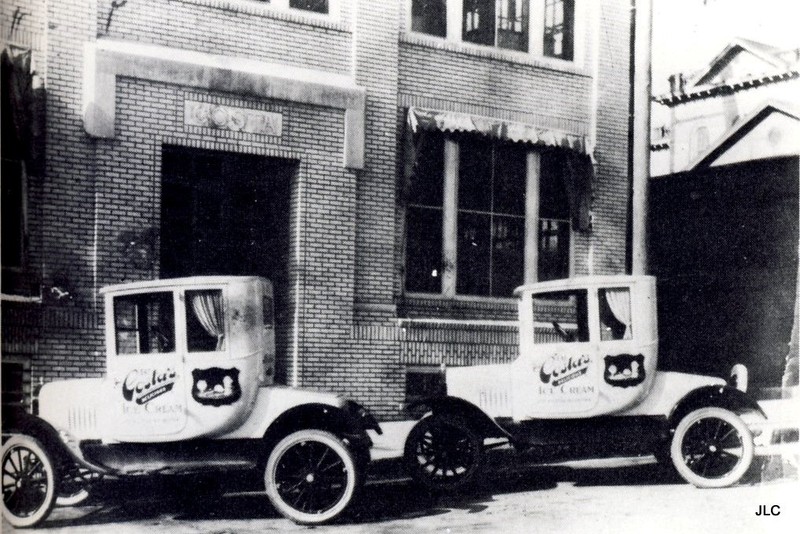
160, 146, 294, 347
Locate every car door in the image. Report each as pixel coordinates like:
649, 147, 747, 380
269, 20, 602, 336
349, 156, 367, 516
513, 288, 601, 419
106, 289, 188, 439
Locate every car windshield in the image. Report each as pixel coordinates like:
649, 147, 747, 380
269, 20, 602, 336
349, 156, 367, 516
531, 289, 589, 343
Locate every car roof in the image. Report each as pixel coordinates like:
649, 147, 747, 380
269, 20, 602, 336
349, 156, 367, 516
513, 275, 655, 297
99, 275, 269, 295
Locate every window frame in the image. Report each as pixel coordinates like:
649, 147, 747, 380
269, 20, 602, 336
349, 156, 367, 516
182, 0, 342, 23
265, 0, 337, 17
406, 0, 582, 64
405, 366, 447, 403
1, 158, 27, 272
543, 0, 575, 60
112, 291, 177, 356
404, 133, 574, 301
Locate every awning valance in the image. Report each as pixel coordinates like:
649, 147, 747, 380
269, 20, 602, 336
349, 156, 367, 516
407, 106, 591, 156
404, 106, 594, 232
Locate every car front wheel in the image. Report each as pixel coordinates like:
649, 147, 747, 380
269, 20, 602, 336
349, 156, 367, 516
670, 407, 754, 488
404, 414, 484, 492
1, 435, 58, 528
264, 429, 359, 525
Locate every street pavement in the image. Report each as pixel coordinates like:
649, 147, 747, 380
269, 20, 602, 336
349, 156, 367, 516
4, 453, 798, 534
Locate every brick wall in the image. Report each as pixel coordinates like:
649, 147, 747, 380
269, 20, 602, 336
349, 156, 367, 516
19, 0, 634, 421
579, 0, 631, 277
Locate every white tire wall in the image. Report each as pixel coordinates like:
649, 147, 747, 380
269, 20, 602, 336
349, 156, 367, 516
264, 429, 358, 525
670, 407, 754, 488
1, 435, 58, 528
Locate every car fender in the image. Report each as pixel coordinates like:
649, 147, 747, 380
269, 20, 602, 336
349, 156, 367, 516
406, 396, 511, 440
221, 387, 380, 461
2, 406, 77, 467
668, 385, 766, 428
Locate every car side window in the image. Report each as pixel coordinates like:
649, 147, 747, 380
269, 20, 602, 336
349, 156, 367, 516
598, 287, 632, 341
532, 289, 589, 343
186, 289, 226, 352
114, 292, 175, 354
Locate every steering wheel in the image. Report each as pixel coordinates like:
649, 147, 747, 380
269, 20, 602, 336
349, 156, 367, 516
552, 321, 575, 342
150, 326, 172, 351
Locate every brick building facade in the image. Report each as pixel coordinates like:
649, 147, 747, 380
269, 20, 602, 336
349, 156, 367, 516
2, 0, 635, 420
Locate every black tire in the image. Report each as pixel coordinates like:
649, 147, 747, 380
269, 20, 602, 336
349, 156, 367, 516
404, 415, 484, 492
670, 407, 754, 488
1, 435, 58, 528
264, 429, 359, 525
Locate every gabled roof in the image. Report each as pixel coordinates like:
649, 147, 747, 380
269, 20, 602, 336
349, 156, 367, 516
688, 99, 800, 170
654, 38, 799, 106
690, 38, 792, 87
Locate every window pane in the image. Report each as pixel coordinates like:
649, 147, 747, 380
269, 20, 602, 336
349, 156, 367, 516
497, 0, 529, 51
406, 368, 446, 402
289, 0, 328, 14
412, 0, 447, 37
457, 212, 491, 296
493, 143, 526, 215
406, 206, 443, 293
540, 152, 570, 220
187, 289, 226, 352
458, 136, 492, 212
408, 132, 444, 207
538, 219, 570, 281
463, 0, 495, 46
114, 292, 175, 355
1, 159, 24, 267
532, 289, 588, 343
491, 215, 524, 296
1, 362, 25, 406
544, 0, 574, 60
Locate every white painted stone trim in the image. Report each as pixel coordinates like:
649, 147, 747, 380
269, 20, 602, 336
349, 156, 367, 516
82, 39, 366, 169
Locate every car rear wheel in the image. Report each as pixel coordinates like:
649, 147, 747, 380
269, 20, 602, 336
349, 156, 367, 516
264, 429, 358, 525
404, 414, 484, 492
670, 407, 754, 488
1, 435, 57, 528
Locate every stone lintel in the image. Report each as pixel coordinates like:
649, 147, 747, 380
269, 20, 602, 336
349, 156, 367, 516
83, 39, 366, 169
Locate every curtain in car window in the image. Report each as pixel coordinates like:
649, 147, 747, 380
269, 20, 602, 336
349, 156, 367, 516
604, 288, 631, 340
191, 291, 225, 351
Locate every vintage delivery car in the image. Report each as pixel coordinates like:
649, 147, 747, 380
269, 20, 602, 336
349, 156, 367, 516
404, 275, 767, 490
2, 276, 381, 528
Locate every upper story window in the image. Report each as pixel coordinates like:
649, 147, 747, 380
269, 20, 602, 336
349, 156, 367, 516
690, 125, 710, 160
252, 0, 334, 17
412, 0, 447, 37
463, 0, 528, 51
288, 0, 328, 13
409, 0, 576, 60
543, 0, 574, 60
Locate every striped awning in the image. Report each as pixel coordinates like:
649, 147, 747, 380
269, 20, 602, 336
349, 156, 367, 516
404, 106, 594, 232
407, 106, 592, 156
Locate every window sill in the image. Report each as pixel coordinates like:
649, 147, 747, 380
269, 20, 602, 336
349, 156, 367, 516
176, 0, 348, 32
400, 32, 589, 76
